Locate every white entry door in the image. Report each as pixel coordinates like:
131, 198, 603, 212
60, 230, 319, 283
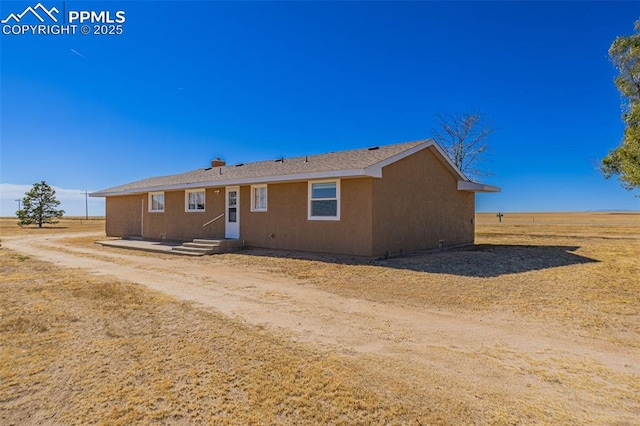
225, 186, 240, 238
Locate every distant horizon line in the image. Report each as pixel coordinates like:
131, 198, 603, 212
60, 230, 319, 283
476, 210, 639, 214
1, 210, 639, 220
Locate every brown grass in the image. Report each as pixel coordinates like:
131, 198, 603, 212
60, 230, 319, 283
32, 212, 640, 346
0, 249, 460, 424
0, 217, 105, 237
216, 212, 640, 346
1, 212, 638, 424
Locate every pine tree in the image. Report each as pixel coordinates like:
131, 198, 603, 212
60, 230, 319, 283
17, 181, 65, 228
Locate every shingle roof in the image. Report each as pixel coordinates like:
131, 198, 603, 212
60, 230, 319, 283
91, 139, 464, 196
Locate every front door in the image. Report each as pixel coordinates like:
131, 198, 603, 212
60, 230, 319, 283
225, 186, 239, 238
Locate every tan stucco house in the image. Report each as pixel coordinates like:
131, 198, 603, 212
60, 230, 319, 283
91, 139, 499, 257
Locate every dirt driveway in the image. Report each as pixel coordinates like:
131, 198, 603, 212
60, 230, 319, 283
3, 231, 639, 423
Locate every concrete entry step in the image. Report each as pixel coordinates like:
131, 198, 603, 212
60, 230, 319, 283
183, 242, 221, 249
172, 246, 215, 255
171, 238, 243, 256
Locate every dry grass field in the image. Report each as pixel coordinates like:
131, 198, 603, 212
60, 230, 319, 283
0, 217, 105, 236
1, 212, 639, 424
234, 212, 640, 344
0, 250, 416, 424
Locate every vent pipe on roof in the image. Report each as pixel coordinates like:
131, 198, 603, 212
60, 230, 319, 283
211, 158, 226, 167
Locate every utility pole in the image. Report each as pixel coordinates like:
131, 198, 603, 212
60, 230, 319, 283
82, 191, 88, 219
14, 199, 21, 211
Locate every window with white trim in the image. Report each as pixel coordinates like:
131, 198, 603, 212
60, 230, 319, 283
149, 192, 165, 212
185, 189, 205, 212
308, 180, 340, 220
251, 185, 267, 212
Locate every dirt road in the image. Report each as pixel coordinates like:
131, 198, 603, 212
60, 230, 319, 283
3, 232, 639, 423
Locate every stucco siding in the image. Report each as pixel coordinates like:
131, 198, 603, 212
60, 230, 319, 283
106, 189, 225, 241
142, 188, 224, 241
104, 147, 475, 255
372, 146, 475, 256
240, 179, 374, 256
105, 195, 143, 237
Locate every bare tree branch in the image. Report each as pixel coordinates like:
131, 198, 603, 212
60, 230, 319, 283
432, 112, 494, 181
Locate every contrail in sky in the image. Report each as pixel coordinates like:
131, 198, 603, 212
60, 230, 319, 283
70, 48, 86, 58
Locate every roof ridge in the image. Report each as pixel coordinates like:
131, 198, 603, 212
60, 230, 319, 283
210, 138, 431, 170
91, 139, 437, 196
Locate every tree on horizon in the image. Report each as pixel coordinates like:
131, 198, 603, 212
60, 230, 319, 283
17, 181, 65, 228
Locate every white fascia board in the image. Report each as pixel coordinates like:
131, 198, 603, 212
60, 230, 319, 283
89, 169, 369, 197
429, 141, 471, 181
457, 181, 501, 192
89, 191, 118, 197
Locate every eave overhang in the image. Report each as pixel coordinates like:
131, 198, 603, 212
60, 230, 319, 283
457, 181, 501, 192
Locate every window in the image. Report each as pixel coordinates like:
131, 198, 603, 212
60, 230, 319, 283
185, 189, 205, 212
149, 192, 164, 212
251, 185, 267, 212
308, 180, 340, 220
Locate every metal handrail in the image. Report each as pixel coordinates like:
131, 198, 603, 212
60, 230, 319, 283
203, 213, 225, 227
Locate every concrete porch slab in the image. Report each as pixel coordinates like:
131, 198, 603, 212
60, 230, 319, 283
95, 239, 201, 256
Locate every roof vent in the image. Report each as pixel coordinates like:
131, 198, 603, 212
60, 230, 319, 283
368, 146, 379, 151
204, 167, 212, 171
275, 157, 284, 163
235, 163, 244, 167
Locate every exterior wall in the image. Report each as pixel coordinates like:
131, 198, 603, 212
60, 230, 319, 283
105, 194, 143, 237
240, 179, 374, 256
142, 188, 225, 241
106, 189, 225, 241
371, 146, 475, 256
104, 147, 475, 256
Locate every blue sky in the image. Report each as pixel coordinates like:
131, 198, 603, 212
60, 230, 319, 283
1, 0, 639, 216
